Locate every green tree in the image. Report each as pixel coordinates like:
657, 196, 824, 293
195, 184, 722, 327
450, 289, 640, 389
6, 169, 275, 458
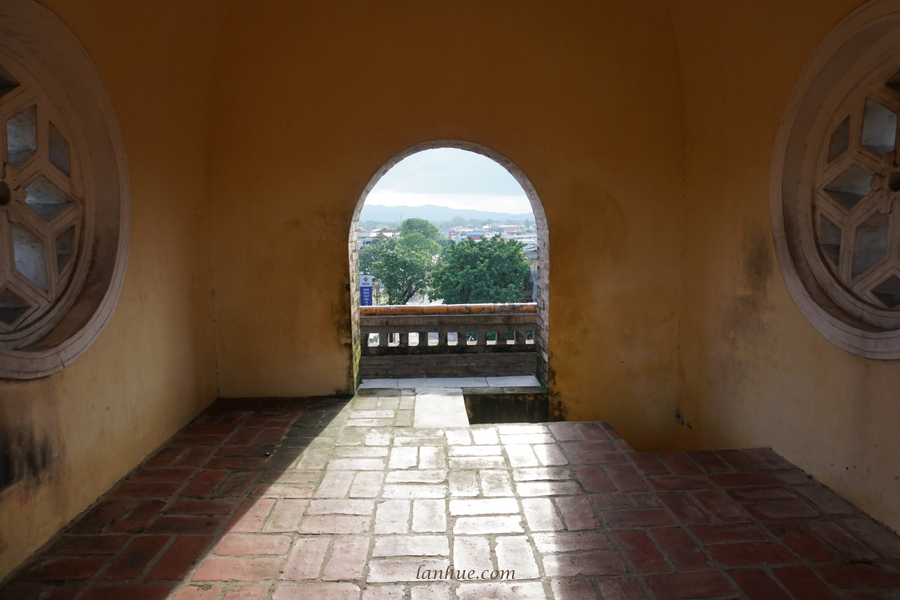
430, 235, 530, 304
397, 231, 441, 260
359, 219, 442, 305
398, 217, 442, 242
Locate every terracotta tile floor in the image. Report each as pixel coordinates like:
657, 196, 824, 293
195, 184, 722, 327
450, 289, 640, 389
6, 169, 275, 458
3, 391, 900, 599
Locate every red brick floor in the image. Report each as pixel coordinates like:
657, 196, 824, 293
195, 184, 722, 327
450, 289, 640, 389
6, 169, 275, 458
2, 391, 900, 599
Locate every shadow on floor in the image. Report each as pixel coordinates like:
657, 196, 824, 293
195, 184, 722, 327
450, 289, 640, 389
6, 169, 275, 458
2, 393, 899, 599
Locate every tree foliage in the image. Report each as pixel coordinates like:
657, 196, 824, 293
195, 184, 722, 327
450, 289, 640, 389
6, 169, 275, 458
398, 232, 441, 256
429, 235, 530, 304
359, 222, 441, 305
398, 217, 442, 242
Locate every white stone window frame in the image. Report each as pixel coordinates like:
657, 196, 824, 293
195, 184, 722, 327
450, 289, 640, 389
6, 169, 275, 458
0, 0, 129, 378
772, 0, 900, 358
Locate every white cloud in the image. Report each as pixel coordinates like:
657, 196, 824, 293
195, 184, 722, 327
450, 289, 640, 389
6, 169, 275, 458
376, 148, 527, 196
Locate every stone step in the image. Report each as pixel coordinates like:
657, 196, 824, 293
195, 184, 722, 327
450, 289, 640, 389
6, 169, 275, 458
413, 388, 469, 428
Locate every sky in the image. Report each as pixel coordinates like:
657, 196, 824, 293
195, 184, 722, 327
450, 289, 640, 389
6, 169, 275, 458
366, 148, 533, 215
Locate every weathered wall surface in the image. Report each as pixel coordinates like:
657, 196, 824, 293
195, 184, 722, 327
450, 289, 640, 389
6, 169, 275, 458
0, 0, 224, 578
208, 1, 686, 450
16, 0, 898, 581
668, 0, 900, 532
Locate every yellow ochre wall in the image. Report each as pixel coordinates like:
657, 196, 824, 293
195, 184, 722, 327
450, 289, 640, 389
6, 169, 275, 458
668, 0, 900, 532
207, 0, 686, 451
0, 0, 226, 578
3, 0, 900, 584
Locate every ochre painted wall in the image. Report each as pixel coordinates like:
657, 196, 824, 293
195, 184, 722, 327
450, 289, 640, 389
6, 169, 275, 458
207, 0, 686, 452
668, 0, 900, 532
5, 0, 899, 584
0, 0, 226, 578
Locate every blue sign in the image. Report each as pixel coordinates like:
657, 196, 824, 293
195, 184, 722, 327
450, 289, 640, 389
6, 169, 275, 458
360, 274, 373, 306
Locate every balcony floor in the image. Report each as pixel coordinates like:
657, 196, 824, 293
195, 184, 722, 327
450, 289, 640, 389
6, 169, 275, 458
3, 387, 900, 599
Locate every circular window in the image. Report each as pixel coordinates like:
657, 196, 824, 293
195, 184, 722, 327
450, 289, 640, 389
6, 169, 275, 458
809, 61, 900, 327
772, 0, 900, 358
0, 1, 129, 378
0, 59, 89, 344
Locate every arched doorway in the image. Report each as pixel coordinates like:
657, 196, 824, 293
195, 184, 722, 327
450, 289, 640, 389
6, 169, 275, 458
348, 140, 549, 386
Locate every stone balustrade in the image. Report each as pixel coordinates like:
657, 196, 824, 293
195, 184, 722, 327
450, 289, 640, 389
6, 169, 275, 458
359, 304, 537, 378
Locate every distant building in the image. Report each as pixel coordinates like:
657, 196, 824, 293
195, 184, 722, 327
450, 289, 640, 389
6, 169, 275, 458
521, 269, 538, 302
523, 245, 538, 269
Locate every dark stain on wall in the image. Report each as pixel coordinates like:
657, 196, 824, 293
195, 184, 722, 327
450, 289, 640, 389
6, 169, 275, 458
334, 290, 356, 394
743, 225, 774, 300
716, 223, 777, 378
674, 407, 692, 430
0, 408, 56, 493
723, 226, 774, 327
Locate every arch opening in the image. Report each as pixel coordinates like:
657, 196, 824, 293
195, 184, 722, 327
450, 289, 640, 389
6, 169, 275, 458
348, 140, 549, 386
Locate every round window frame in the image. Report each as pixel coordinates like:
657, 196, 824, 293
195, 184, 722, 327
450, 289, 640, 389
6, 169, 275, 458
772, 0, 900, 359
0, 0, 129, 378
805, 59, 900, 328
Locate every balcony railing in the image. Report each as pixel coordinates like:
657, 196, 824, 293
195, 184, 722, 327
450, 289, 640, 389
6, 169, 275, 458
359, 303, 537, 379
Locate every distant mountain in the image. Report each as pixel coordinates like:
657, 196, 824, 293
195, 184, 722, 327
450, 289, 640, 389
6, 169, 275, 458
359, 204, 532, 224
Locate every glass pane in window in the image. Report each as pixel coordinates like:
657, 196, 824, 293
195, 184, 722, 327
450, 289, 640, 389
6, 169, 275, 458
852, 212, 889, 277
0, 287, 29, 325
12, 223, 47, 291
824, 164, 872, 210
872, 274, 900, 308
0, 63, 18, 99
861, 98, 897, 156
6, 105, 37, 165
25, 177, 72, 220
55, 226, 75, 272
828, 116, 850, 162
819, 215, 842, 267
49, 122, 70, 175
